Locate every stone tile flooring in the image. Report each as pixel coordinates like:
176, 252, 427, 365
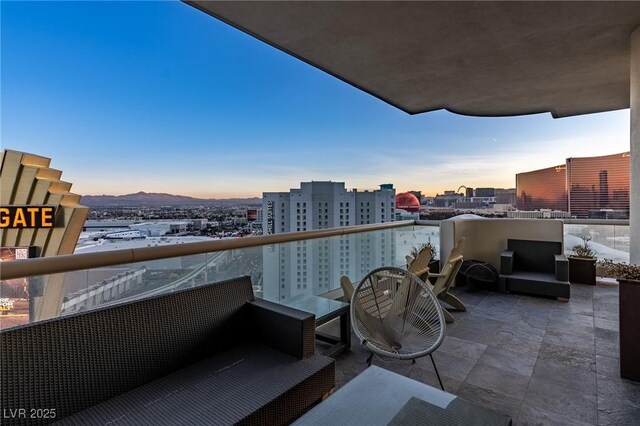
319, 281, 640, 425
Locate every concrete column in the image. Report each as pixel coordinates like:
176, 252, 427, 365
631, 27, 640, 265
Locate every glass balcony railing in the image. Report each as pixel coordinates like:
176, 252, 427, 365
1, 218, 632, 331
0, 224, 438, 330
263, 224, 438, 302
563, 220, 630, 263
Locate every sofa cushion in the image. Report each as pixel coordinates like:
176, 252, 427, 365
502, 272, 570, 298
507, 239, 563, 274
2, 277, 256, 422
57, 342, 335, 426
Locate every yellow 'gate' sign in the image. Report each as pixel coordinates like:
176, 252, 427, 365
0, 206, 56, 229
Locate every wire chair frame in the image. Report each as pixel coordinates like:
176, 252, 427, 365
350, 267, 446, 361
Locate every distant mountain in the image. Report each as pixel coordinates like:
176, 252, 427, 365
81, 191, 262, 207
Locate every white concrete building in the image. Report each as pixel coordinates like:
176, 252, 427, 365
262, 181, 395, 235
104, 230, 145, 239
129, 222, 189, 236
261, 182, 396, 302
262, 228, 397, 302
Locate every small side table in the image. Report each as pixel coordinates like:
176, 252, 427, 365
280, 295, 351, 358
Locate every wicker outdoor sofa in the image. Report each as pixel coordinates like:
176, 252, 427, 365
1, 276, 335, 425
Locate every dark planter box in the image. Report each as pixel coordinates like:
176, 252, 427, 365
620, 278, 640, 382
568, 256, 596, 285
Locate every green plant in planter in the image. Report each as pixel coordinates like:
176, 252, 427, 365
568, 235, 597, 285
572, 235, 597, 259
597, 259, 640, 281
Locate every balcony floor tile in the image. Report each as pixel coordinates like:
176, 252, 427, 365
329, 280, 635, 425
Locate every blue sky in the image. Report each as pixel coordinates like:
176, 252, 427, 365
1, 1, 631, 198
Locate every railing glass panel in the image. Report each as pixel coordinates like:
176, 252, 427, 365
3, 219, 632, 331
0, 225, 439, 330
563, 223, 630, 263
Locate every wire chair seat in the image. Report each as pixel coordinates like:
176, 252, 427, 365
351, 267, 446, 360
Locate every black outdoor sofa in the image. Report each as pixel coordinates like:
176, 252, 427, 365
1, 276, 335, 425
498, 239, 570, 299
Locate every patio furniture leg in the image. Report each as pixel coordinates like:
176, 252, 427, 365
441, 292, 466, 311
429, 354, 444, 391
366, 352, 373, 367
442, 307, 455, 323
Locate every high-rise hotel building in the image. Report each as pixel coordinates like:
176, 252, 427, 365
516, 152, 630, 218
567, 153, 630, 218
516, 164, 568, 212
261, 182, 396, 301
262, 181, 396, 235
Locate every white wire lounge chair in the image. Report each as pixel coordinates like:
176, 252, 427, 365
351, 267, 446, 390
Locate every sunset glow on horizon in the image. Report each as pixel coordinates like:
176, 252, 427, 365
2, 1, 631, 199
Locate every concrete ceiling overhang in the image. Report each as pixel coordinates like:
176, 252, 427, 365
185, 1, 640, 118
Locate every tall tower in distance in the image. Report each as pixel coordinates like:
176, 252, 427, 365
599, 170, 609, 208
262, 181, 395, 235
261, 181, 397, 303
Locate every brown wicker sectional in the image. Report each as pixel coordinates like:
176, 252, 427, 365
1, 276, 335, 425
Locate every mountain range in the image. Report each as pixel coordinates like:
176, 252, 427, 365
81, 192, 262, 207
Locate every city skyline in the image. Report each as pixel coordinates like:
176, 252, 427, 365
2, 1, 632, 199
